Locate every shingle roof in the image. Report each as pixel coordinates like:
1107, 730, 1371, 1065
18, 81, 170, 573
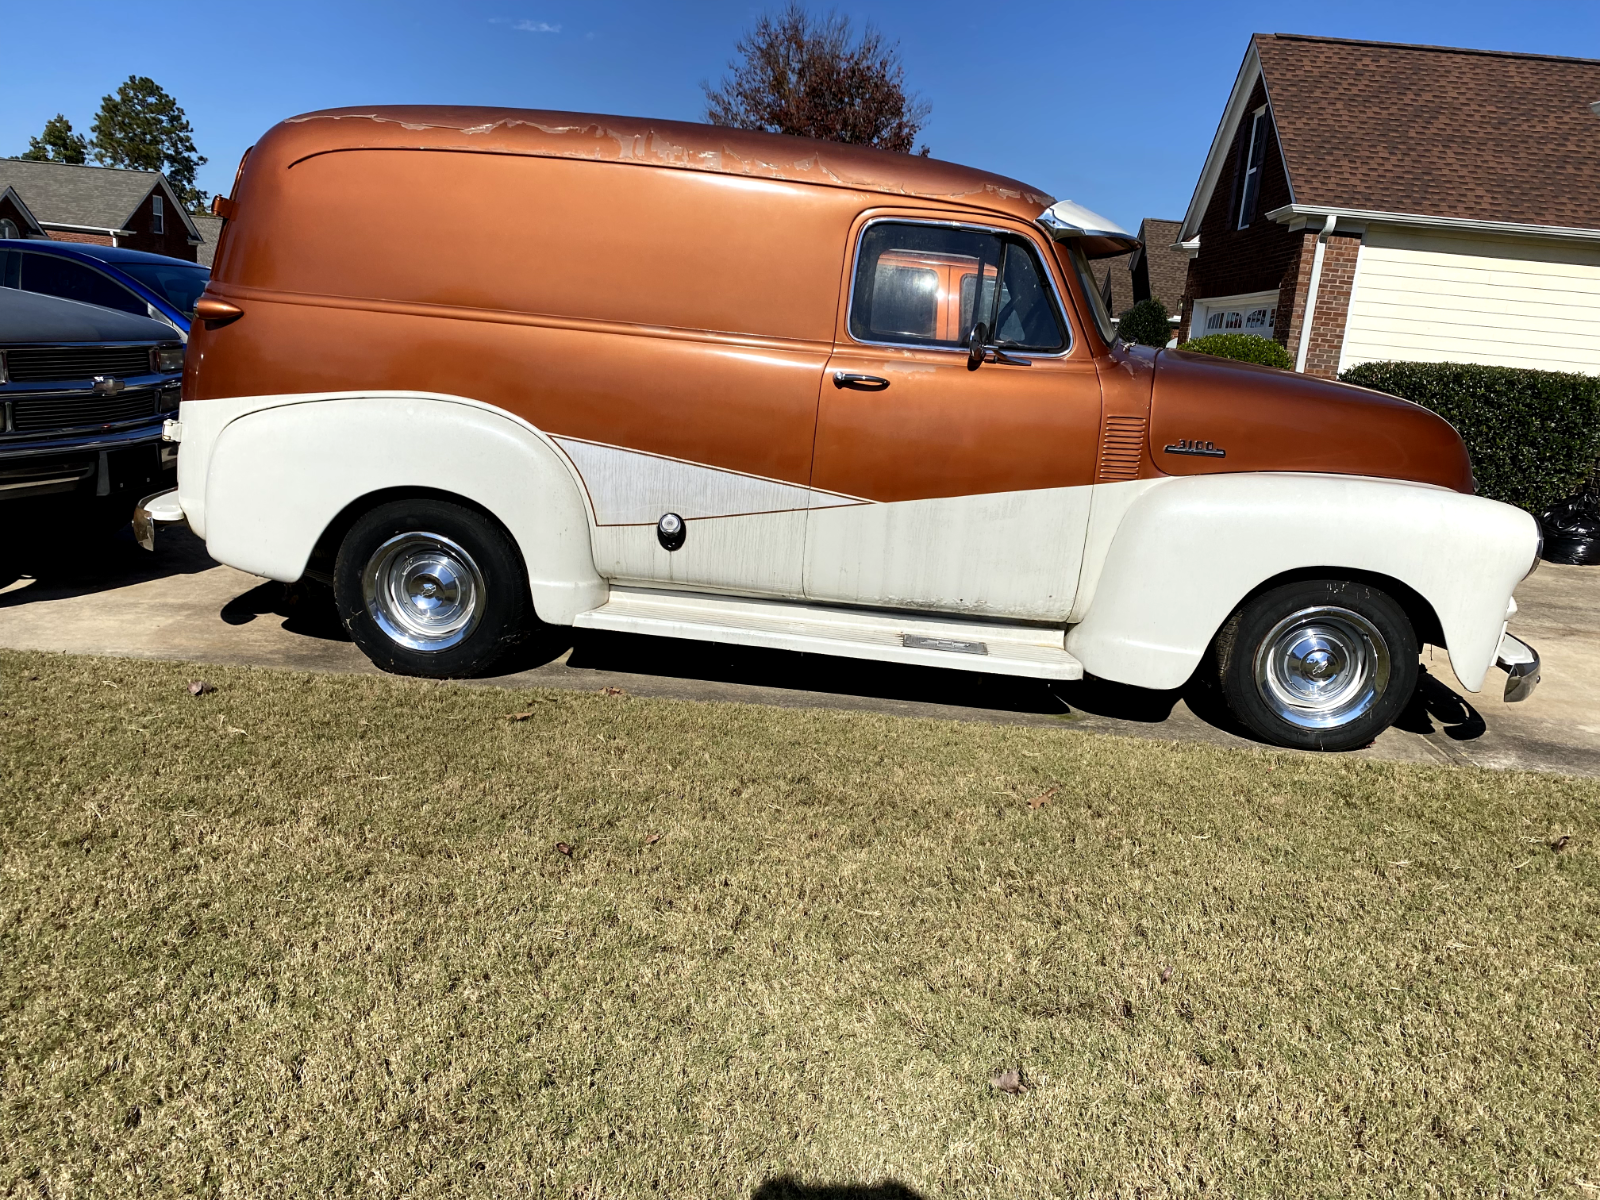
1135, 218, 1186, 312
189, 213, 222, 268
1256, 34, 1600, 229
0, 159, 199, 238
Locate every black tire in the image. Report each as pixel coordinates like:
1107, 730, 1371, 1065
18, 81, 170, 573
1214, 578, 1419, 751
333, 498, 533, 678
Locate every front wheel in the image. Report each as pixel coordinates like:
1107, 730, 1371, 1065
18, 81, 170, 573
334, 498, 533, 677
1214, 579, 1419, 751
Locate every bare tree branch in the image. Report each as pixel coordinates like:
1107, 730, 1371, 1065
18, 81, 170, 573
703, 5, 930, 154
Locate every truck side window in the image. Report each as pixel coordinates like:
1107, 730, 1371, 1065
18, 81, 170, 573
849, 221, 1066, 353
19, 253, 147, 317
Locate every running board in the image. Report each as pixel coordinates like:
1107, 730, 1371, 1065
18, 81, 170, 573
572, 587, 1083, 680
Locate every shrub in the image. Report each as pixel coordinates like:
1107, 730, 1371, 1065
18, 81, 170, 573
1116, 298, 1171, 347
1338, 361, 1600, 512
1177, 333, 1294, 369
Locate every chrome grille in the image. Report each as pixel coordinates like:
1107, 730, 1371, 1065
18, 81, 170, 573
11, 389, 159, 432
6, 345, 152, 383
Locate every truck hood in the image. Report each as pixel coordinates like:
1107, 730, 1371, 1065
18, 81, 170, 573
1148, 349, 1474, 494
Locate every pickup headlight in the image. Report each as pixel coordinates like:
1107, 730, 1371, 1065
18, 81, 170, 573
153, 345, 185, 373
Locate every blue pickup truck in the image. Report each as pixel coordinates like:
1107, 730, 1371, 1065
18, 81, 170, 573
1, 287, 184, 533
0, 240, 209, 336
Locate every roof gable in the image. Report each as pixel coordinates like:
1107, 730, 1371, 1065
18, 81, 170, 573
1184, 34, 1600, 239
0, 160, 201, 240
1178, 41, 1283, 241
0, 186, 45, 235
1258, 34, 1600, 229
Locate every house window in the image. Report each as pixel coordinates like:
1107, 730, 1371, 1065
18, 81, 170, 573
0, 218, 18, 240
1236, 108, 1268, 230
151, 194, 164, 235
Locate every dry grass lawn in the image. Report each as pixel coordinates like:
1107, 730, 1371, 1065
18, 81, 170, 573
1, 648, 1598, 1198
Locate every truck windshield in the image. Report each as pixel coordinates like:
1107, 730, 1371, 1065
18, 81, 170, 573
118, 261, 211, 319
1065, 242, 1118, 346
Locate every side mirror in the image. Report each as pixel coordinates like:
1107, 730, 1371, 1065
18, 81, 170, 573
967, 322, 988, 371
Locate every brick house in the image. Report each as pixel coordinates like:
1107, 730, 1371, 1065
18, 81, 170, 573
1094, 217, 1187, 333
1176, 34, 1600, 378
0, 160, 207, 262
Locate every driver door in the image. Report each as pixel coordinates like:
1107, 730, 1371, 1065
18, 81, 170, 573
804, 215, 1102, 621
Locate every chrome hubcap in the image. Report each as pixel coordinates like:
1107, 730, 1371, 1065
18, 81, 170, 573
1254, 605, 1390, 730
362, 532, 485, 652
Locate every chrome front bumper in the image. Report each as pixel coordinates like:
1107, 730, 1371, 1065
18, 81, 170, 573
132, 487, 187, 551
1496, 631, 1541, 703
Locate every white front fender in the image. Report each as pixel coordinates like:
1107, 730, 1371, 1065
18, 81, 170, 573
1065, 472, 1539, 693
181, 392, 605, 624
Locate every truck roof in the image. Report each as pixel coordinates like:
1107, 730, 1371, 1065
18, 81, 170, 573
260, 106, 1061, 224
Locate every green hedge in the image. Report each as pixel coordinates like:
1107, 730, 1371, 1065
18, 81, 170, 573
1116, 298, 1171, 347
1177, 333, 1294, 369
1338, 361, 1600, 512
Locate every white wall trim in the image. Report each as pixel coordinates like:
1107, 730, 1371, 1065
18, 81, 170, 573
1267, 203, 1600, 246
1178, 45, 1266, 243
1294, 214, 1337, 373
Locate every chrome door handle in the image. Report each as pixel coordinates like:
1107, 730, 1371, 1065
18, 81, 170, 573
833, 371, 890, 391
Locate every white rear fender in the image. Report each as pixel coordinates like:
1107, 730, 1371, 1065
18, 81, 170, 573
181, 392, 605, 623
1066, 472, 1539, 693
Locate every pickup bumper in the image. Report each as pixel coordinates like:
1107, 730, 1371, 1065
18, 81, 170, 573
132, 486, 187, 551
0, 421, 172, 503
1496, 632, 1541, 703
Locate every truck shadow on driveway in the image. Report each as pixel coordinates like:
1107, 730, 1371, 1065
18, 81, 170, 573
0, 522, 215, 607
558, 629, 1188, 724
750, 1180, 925, 1200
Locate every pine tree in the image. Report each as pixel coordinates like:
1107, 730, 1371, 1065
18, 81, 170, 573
19, 114, 89, 164
90, 76, 208, 210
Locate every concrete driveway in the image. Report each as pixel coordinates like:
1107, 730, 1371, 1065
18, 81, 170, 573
2, 524, 1595, 775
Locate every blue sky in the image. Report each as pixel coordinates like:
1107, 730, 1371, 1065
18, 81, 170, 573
5, 1, 1599, 234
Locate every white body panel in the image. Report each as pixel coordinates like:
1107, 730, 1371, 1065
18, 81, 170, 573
180, 391, 1537, 698
802, 484, 1092, 621
1065, 472, 1539, 693
550, 435, 860, 599
179, 392, 606, 623
1340, 227, 1600, 375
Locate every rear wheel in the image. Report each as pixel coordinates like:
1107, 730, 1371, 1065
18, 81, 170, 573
334, 498, 533, 677
1215, 578, 1418, 751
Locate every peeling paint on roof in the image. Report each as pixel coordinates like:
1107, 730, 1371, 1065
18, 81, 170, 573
273, 106, 1058, 216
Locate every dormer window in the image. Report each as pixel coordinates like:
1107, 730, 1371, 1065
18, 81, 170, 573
1237, 107, 1268, 229
151, 194, 164, 235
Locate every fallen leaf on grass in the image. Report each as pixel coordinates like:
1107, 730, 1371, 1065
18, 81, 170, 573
990, 1069, 1026, 1095
1027, 785, 1058, 810
100, 680, 120, 689
645, 833, 662, 845
1551, 834, 1573, 852
1160, 965, 1174, 984
555, 842, 573, 857
600, 686, 627, 697
188, 681, 214, 696
509, 711, 535, 722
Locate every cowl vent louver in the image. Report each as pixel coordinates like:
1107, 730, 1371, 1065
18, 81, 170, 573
1098, 415, 1146, 481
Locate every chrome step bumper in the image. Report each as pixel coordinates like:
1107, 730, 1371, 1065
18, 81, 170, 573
132, 487, 186, 551
1496, 632, 1541, 703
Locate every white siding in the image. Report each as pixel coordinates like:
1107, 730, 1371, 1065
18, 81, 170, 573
1339, 227, 1600, 375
